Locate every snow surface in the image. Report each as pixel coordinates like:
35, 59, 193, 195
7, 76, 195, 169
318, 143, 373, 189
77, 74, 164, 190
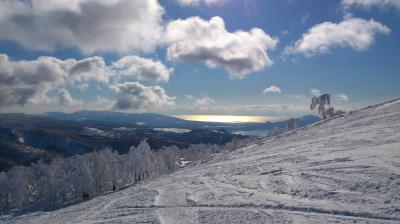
154, 128, 192, 133
2, 99, 400, 223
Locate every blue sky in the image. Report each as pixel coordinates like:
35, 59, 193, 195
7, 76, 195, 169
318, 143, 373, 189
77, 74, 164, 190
0, 0, 399, 119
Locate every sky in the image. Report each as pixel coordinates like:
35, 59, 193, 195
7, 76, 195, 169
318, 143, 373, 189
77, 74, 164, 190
0, 0, 399, 120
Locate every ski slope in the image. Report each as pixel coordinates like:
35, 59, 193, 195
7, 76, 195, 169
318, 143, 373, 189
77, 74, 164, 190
2, 99, 400, 223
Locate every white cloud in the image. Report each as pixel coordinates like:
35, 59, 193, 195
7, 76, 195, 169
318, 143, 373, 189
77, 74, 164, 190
195, 97, 216, 107
288, 94, 309, 101
342, 0, 400, 11
235, 104, 309, 115
1, 96, 114, 114
281, 30, 290, 36
310, 91, 349, 102
310, 89, 321, 96
164, 16, 278, 78
335, 94, 349, 102
77, 83, 90, 90
263, 85, 282, 94
112, 56, 173, 82
185, 94, 194, 100
0, 53, 175, 109
285, 18, 390, 56
110, 82, 175, 111
176, 0, 227, 7
183, 94, 216, 108
0, 0, 164, 54
68, 56, 110, 84
57, 89, 75, 106
0, 54, 109, 107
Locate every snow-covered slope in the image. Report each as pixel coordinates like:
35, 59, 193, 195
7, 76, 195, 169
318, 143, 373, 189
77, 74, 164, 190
2, 99, 400, 224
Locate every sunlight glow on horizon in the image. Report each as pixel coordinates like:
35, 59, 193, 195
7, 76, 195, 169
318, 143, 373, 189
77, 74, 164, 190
172, 115, 282, 123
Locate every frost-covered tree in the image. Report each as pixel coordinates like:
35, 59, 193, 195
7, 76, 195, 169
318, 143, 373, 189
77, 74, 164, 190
6, 166, 32, 209
310, 94, 332, 119
158, 145, 180, 173
0, 138, 254, 212
99, 149, 119, 190
268, 125, 286, 136
0, 172, 9, 214
287, 118, 298, 131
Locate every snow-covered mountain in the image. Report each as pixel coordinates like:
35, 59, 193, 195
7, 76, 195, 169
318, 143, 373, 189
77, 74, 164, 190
2, 98, 400, 223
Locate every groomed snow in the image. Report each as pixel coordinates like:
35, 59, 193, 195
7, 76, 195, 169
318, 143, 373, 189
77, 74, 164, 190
2, 99, 400, 223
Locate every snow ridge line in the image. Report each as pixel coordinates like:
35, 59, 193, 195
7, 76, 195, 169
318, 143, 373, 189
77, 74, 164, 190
116, 203, 399, 222
296, 97, 400, 132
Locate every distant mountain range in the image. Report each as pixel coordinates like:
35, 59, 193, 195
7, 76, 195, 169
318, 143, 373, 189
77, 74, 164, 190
41, 110, 320, 131
0, 111, 320, 171
41, 110, 185, 128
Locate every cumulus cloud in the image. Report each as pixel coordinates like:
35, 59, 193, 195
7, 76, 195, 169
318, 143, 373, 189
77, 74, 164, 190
284, 18, 390, 56
0, 0, 164, 54
0, 53, 175, 108
2, 95, 115, 114
110, 82, 175, 111
112, 56, 173, 82
335, 94, 349, 102
176, 0, 227, 7
0, 54, 110, 107
195, 97, 216, 107
310, 89, 321, 96
342, 0, 400, 11
164, 16, 278, 78
263, 85, 282, 94
57, 89, 75, 106
68, 56, 110, 84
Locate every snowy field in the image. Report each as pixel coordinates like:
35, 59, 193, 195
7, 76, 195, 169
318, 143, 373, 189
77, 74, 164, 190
2, 99, 400, 223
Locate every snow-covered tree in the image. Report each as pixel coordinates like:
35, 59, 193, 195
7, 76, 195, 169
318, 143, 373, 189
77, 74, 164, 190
310, 94, 332, 119
0, 172, 9, 214
99, 149, 119, 190
0, 138, 253, 212
6, 166, 32, 209
287, 118, 298, 131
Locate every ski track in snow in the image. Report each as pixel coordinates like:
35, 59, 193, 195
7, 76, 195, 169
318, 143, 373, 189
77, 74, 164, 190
1, 98, 400, 223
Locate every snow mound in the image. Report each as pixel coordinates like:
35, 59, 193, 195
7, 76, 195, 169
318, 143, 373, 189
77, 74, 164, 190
2, 98, 400, 224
